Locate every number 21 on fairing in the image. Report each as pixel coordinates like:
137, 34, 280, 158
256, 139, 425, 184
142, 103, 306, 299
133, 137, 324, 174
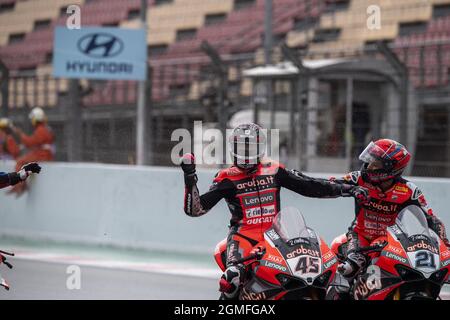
414, 251, 437, 269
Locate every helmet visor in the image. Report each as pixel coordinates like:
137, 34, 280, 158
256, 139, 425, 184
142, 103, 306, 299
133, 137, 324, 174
232, 139, 265, 160
229, 136, 266, 165
358, 141, 395, 164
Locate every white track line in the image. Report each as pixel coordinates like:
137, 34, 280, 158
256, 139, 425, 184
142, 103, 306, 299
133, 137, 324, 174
10, 250, 221, 279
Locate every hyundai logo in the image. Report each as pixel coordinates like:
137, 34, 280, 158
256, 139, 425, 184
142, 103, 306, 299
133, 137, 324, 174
77, 33, 124, 58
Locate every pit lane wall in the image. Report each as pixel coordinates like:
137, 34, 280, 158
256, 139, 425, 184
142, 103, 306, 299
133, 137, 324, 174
0, 161, 449, 255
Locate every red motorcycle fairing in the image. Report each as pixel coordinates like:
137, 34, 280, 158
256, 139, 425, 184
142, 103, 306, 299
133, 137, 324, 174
354, 229, 450, 300
331, 207, 450, 300
214, 209, 338, 300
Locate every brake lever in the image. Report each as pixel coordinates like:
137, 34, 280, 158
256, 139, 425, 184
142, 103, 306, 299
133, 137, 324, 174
356, 241, 387, 254
255, 247, 266, 260
233, 247, 267, 265
3, 260, 13, 269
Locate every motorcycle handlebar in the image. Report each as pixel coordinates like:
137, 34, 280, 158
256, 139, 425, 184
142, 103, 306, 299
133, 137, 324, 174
0, 250, 14, 257
355, 242, 387, 254
0, 250, 14, 269
233, 247, 266, 265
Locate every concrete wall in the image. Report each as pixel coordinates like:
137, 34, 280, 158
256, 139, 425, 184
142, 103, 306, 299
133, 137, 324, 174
0, 161, 449, 255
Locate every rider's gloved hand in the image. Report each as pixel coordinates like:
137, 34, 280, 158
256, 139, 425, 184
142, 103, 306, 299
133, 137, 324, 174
18, 162, 41, 181
219, 264, 244, 299
180, 153, 197, 186
338, 252, 367, 279
341, 185, 370, 204
180, 153, 196, 175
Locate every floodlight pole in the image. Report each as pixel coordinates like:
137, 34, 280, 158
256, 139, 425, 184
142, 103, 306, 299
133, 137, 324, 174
0, 60, 8, 117
264, 0, 274, 129
136, 0, 149, 165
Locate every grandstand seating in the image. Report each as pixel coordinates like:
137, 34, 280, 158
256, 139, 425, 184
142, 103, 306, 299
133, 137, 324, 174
2, 0, 450, 109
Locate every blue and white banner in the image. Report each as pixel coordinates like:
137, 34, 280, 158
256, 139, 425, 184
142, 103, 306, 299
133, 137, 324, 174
53, 27, 147, 80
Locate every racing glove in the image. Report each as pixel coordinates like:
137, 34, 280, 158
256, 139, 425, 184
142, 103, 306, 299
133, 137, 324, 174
341, 185, 370, 204
338, 251, 367, 279
219, 264, 245, 299
180, 153, 198, 187
18, 162, 41, 181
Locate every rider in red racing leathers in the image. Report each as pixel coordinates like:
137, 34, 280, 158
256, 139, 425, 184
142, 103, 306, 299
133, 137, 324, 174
0, 162, 41, 289
180, 123, 370, 299
330, 139, 450, 283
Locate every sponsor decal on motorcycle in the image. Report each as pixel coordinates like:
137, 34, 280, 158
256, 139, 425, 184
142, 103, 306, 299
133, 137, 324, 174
240, 287, 267, 300
323, 256, 337, 269
386, 245, 404, 255
287, 237, 310, 247
354, 266, 382, 299
245, 205, 275, 219
261, 260, 287, 272
382, 250, 408, 264
389, 224, 403, 235
442, 259, 450, 267
442, 250, 450, 259
354, 277, 371, 299
266, 229, 280, 241
322, 251, 334, 262
236, 176, 275, 190
267, 254, 283, 264
407, 239, 439, 254
286, 245, 320, 259
408, 234, 429, 242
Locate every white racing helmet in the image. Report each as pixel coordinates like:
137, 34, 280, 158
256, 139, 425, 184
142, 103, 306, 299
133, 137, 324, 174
228, 123, 266, 170
29, 107, 47, 126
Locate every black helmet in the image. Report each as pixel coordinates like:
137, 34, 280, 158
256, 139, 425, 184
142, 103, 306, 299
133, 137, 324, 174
228, 123, 266, 170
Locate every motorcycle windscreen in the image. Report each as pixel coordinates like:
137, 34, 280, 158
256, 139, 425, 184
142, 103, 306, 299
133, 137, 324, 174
396, 205, 431, 238
272, 207, 310, 242
395, 205, 440, 275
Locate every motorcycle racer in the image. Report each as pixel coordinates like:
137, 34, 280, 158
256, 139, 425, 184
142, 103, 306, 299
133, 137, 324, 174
0, 162, 41, 287
180, 123, 369, 299
330, 139, 450, 281
0, 162, 41, 189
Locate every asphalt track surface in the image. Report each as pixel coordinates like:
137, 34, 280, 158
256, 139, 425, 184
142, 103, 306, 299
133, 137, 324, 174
0, 259, 219, 300
0, 243, 449, 300
1, 258, 449, 300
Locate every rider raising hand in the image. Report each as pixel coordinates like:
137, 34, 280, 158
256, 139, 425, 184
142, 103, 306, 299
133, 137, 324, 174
181, 123, 369, 299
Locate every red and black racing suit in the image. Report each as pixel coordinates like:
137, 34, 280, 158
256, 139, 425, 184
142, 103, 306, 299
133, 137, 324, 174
184, 159, 354, 267
0, 171, 21, 189
333, 171, 450, 255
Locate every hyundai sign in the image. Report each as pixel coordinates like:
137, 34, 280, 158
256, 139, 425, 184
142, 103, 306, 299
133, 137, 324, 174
53, 27, 147, 80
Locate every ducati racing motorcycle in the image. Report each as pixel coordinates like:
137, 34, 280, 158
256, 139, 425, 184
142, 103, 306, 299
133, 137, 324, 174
214, 207, 339, 300
0, 249, 14, 291
328, 205, 450, 300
